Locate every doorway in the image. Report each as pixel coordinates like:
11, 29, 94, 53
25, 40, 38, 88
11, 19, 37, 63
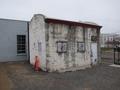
91, 43, 98, 65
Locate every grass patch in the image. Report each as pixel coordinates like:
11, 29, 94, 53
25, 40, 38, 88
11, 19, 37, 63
101, 47, 113, 51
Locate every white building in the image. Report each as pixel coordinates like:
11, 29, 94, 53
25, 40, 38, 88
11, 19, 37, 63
100, 33, 120, 48
0, 19, 29, 62
29, 14, 102, 72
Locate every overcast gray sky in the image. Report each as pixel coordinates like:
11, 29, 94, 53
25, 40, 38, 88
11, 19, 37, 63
0, 0, 120, 33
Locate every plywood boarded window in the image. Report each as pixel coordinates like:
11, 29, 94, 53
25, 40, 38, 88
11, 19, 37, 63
77, 42, 85, 52
56, 41, 67, 53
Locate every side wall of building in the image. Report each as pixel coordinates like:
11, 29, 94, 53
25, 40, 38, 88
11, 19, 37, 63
0, 19, 28, 62
29, 14, 46, 71
45, 23, 98, 72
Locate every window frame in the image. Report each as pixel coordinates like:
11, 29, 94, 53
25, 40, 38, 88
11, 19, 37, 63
91, 36, 97, 42
77, 42, 85, 52
56, 41, 67, 53
17, 35, 26, 55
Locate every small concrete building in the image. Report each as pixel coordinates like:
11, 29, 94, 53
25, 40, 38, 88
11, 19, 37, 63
29, 14, 102, 72
0, 19, 29, 62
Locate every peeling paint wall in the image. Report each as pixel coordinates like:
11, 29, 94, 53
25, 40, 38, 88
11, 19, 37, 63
87, 28, 98, 65
45, 23, 97, 72
29, 14, 100, 72
29, 14, 46, 71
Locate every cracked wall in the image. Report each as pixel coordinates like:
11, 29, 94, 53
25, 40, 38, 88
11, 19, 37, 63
45, 23, 97, 72
29, 14, 99, 72
29, 14, 46, 71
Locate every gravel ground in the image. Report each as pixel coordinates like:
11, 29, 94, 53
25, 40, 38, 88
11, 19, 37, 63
0, 60, 120, 90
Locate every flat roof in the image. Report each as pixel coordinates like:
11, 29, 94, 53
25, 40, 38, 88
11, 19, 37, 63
45, 18, 102, 29
0, 18, 29, 22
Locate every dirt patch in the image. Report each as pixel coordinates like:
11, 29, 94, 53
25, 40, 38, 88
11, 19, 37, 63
0, 65, 11, 90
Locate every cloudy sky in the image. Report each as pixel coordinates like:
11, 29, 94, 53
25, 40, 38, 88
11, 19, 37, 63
0, 0, 120, 33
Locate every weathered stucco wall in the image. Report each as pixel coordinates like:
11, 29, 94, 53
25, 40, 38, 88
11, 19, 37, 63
29, 14, 100, 72
29, 14, 46, 71
45, 23, 98, 72
87, 28, 98, 65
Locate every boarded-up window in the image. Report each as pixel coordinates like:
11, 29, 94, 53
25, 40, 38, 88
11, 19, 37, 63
77, 42, 85, 52
91, 36, 97, 42
56, 41, 67, 53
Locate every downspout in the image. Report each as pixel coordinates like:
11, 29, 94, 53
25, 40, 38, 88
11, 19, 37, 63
97, 28, 101, 64
83, 26, 86, 62
27, 22, 30, 63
